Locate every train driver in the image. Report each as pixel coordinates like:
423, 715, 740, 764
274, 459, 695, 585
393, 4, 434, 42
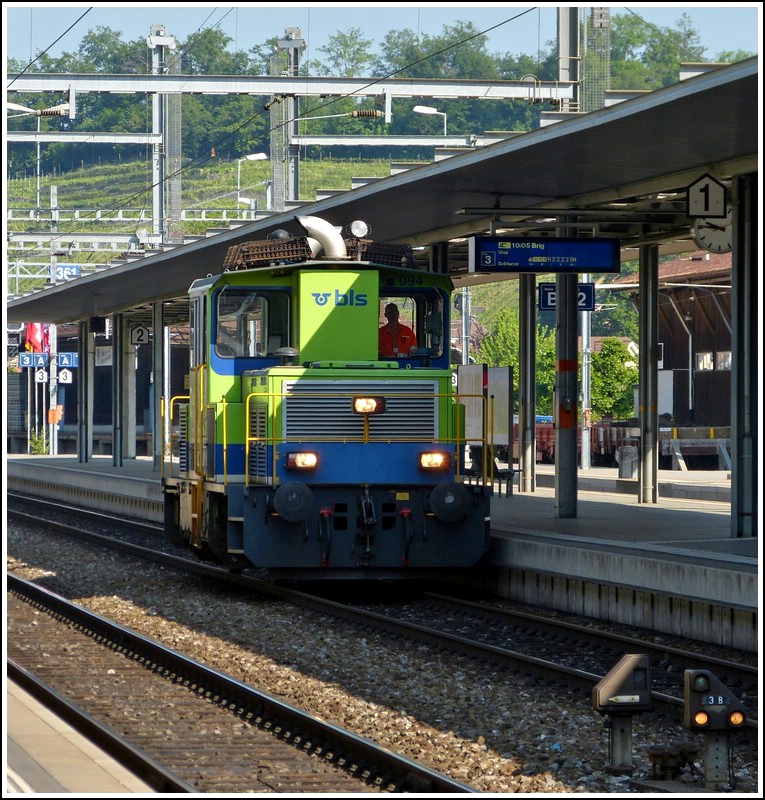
379, 302, 417, 357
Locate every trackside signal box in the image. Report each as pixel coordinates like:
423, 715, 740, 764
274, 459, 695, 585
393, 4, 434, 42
684, 670, 746, 732
593, 654, 652, 715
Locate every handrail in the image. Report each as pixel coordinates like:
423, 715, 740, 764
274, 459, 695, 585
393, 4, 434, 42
221, 395, 228, 485
168, 387, 496, 489
194, 365, 206, 478
161, 393, 190, 479
242, 390, 490, 488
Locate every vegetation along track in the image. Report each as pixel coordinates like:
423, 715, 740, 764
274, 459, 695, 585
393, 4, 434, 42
7, 496, 759, 792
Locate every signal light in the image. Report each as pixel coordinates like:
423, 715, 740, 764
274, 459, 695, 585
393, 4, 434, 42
693, 710, 710, 727
684, 669, 746, 732
691, 673, 711, 692
729, 710, 745, 727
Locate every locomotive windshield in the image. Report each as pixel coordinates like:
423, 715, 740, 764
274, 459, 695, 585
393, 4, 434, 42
215, 287, 290, 357
377, 293, 445, 359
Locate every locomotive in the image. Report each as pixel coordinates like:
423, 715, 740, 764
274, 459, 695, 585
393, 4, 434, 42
162, 216, 493, 579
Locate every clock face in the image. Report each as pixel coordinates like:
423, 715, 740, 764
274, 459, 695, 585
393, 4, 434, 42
693, 204, 732, 253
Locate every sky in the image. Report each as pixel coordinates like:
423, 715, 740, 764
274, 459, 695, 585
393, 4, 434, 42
3, 2, 761, 69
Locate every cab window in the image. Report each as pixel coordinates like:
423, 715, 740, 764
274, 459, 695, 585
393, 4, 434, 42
377, 292, 445, 358
215, 288, 289, 357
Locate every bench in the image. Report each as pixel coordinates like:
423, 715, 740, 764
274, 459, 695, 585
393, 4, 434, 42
493, 458, 517, 497
462, 458, 517, 497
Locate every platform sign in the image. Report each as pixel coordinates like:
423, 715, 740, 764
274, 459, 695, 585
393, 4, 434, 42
130, 325, 150, 345
58, 368, 73, 384
686, 174, 726, 217
58, 352, 79, 368
469, 236, 620, 274
539, 282, 595, 311
56, 264, 80, 281
35, 368, 48, 383
19, 352, 49, 368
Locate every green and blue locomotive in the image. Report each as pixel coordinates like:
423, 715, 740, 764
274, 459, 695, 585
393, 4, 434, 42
162, 215, 492, 578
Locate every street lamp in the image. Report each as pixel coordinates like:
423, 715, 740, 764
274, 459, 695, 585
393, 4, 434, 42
413, 104, 447, 136
237, 152, 268, 208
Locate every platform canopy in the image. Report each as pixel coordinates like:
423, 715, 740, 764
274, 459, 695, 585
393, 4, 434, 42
6, 58, 758, 326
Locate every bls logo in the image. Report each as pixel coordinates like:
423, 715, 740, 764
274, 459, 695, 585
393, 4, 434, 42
312, 289, 368, 307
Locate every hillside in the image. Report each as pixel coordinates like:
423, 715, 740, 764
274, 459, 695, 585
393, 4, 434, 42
6, 157, 397, 236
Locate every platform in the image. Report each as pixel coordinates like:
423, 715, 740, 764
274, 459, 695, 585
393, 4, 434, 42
5, 679, 155, 794
5, 454, 760, 648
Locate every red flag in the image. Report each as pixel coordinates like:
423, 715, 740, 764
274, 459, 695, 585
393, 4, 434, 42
25, 323, 44, 353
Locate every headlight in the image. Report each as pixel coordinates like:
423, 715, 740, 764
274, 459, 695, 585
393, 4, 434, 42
353, 396, 386, 414
284, 452, 319, 470
419, 452, 451, 470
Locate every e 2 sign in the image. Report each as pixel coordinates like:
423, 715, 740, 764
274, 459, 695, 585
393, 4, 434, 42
539, 282, 595, 311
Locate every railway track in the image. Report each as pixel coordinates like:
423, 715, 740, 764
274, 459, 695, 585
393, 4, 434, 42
7, 498, 758, 791
8, 497, 758, 727
7, 575, 474, 794
342, 590, 759, 720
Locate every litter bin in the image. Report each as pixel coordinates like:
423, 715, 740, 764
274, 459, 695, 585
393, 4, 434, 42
617, 445, 638, 478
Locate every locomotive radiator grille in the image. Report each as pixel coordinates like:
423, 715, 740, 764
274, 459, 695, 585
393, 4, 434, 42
282, 380, 438, 440
247, 404, 269, 479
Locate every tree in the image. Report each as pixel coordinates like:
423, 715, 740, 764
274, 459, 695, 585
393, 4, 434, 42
179, 29, 244, 75
311, 28, 375, 77
476, 309, 556, 415
592, 292, 639, 341
611, 12, 705, 90
590, 338, 639, 420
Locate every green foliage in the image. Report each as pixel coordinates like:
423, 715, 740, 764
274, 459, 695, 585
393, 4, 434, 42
5, 157, 396, 289
7, 11, 749, 176
610, 12, 706, 89
476, 308, 556, 415
592, 292, 639, 341
311, 28, 376, 77
591, 338, 639, 420
28, 430, 48, 454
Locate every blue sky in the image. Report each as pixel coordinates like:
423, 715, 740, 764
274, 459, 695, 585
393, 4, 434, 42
3, 3, 761, 68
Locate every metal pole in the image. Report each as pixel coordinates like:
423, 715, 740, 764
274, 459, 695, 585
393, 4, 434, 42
461, 286, 470, 365
48, 185, 59, 455
35, 117, 41, 217
581, 272, 591, 469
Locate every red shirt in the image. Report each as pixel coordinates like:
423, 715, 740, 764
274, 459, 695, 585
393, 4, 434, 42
379, 323, 417, 356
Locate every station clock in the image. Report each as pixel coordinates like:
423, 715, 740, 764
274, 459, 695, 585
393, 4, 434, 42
693, 204, 733, 253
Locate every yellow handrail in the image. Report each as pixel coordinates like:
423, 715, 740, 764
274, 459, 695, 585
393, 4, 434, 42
241, 390, 490, 487
221, 394, 228, 485
161, 393, 190, 479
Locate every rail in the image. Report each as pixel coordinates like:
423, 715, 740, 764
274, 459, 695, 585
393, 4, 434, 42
7, 207, 264, 223
238, 390, 491, 488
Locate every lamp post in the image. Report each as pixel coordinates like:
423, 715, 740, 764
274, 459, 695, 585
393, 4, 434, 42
413, 104, 447, 135
237, 152, 267, 208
